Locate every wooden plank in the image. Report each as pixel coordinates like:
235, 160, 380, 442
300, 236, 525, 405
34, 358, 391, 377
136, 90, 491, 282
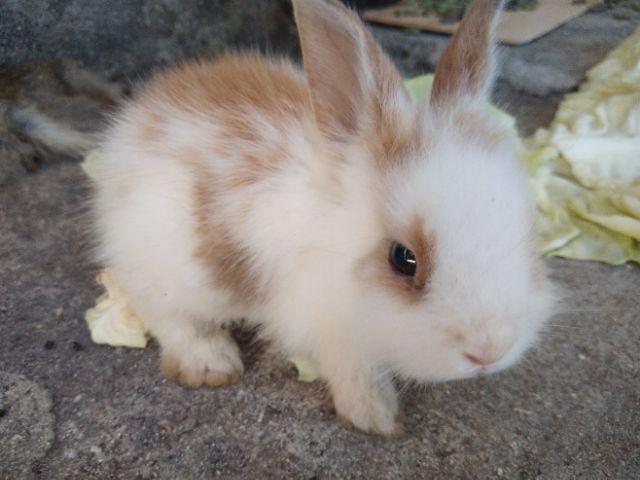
363, 0, 600, 45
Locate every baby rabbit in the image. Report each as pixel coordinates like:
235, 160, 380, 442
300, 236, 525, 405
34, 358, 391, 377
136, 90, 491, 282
91, 0, 554, 436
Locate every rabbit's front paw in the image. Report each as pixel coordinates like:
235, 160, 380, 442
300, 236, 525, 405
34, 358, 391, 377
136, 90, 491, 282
331, 376, 403, 437
160, 330, 244, 388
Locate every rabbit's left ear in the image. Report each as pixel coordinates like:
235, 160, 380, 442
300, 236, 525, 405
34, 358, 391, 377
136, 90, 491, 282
292, 0, 412, 143
430, 0, 503, 109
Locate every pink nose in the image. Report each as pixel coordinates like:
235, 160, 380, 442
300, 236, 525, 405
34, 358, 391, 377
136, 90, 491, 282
464, 352, 495, 367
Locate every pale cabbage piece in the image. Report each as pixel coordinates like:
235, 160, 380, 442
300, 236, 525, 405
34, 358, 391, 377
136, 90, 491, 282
83, 153, 152, 348
404, 74, 520, 139
569, 193, 640, 241
404, 74, 434, 104
289, 356, 321, 383
529, 171, 582, 253
534, 215, 580, 253
80, 148, 103, 180
612, 190, 640, 219
548, 91, 640, 190
521, 26, 640, 264
551, 215, 640, 265
85, 268, 148, 348
553, 133, 640, 189
524, 137, 640, 263
540, 29, 640, 192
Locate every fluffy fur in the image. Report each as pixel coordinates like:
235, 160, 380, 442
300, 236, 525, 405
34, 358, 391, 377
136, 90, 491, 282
0, 60, 122, 185
91, 0, 554, 436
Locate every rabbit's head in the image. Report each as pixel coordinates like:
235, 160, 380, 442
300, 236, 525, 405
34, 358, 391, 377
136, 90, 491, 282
293, 0, 554, 382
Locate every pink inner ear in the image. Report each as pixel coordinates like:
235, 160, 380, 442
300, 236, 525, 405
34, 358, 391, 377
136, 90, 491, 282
430, 0, 501, 107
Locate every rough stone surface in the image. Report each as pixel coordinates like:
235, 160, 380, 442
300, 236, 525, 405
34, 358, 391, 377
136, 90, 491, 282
0, 0, 297, 82
0, 372, 56, 478
372, 3, 640, 96
3, 1, 640, 96
1, 2, 640, 480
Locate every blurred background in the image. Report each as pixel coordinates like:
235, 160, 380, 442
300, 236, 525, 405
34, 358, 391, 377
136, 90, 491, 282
3, 0, 639, 133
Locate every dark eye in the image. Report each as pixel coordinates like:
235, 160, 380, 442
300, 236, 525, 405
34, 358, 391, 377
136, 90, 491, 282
389, 242, 416, 277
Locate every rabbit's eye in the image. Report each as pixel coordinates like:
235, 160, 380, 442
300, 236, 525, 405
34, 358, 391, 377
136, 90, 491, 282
389, 242, 416, 277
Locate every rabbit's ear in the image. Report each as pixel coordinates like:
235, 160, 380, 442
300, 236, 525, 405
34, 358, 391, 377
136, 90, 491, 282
292, 0, 411, 142
430, 0, 503, 109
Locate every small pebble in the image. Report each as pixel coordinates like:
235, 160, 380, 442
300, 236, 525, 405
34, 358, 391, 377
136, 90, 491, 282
160, 422, 173, 433
63, 449, 77, 459
90, 445, 105, 463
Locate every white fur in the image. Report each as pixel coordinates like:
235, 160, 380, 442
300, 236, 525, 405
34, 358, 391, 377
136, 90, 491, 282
368, 112, 554, 382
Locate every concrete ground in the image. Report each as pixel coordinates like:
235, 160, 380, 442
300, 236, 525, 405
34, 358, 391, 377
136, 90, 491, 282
1, 3, 640, 479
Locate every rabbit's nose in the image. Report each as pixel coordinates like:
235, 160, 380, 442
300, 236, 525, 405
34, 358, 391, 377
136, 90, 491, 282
464, 346, 504, 367
464, 333, 512, 367
464, 352, 494, 366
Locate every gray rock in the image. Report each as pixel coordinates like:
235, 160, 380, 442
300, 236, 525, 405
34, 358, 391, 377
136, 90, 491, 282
500, 6, 640, 96
0, 0, 297, 82
372, 4, 640, 96
0, 372, 55, 479
3, 1, 640, 97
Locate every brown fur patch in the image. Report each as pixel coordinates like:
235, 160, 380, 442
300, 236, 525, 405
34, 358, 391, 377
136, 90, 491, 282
132, 54, 316, 306
365, 27, 421, 172
405, 220, 437, 292
453, 109, 507, 150
139, 54, 315, 191
362, 31, 418, 168
137, 110, 165, 143
362, 117, 420, 173
362, 217, 436, 304
292, 0, 365, 137
293, 0, 418, 172
160, 352, 241, 388
190, 159, 263, 307
141, 54, 311, 125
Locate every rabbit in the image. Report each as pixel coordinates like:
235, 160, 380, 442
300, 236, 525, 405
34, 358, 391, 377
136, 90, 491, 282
0, 60, 122, 185
90, 0, 555, 436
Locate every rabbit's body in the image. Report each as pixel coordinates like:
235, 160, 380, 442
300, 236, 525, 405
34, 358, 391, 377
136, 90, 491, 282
94, 55, 382, 389
92, 0, 554, 436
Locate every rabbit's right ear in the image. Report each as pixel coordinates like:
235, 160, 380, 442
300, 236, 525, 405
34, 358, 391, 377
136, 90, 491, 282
292, 0, 411, 143
430, 0, 503, 110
